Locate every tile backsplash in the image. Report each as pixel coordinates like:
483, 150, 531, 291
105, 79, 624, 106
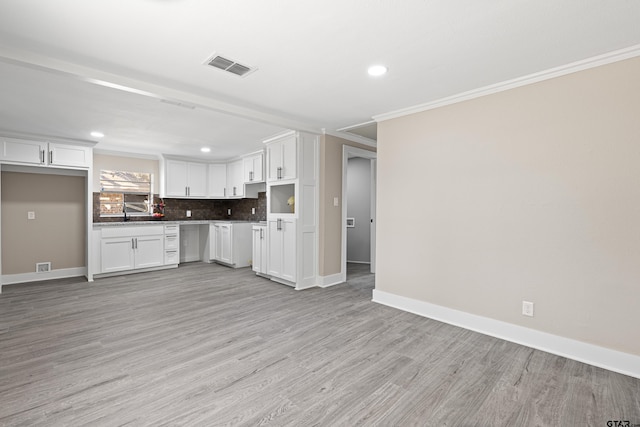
93, 192, 266, 223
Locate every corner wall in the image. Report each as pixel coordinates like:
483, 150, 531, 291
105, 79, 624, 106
376, 56, 640, 358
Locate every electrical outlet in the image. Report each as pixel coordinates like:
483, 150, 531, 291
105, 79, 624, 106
27, 211, 36, 220
228, 208, 232, 216
333, 197, 339, 207
522, 301, 534, 317
186, 210, 191, 217
251, 207, 256, 215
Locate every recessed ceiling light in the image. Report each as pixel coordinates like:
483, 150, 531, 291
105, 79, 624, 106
367, 65, 388, 76
201, 147, 211, 153
90, 131, 105, 138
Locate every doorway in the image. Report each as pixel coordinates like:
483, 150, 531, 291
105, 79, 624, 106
342, 146, 377, 282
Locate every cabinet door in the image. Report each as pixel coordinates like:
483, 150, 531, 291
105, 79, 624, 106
187, 162, 208, 197
209, 224, 218, 261
101, 238, 135, 273
280, 219, 296, 282
266, 143, 281, 182
165, 160, 188, 197
267, 137, 296, 181
134, 235, 165, 269
252, 226, 266, 274
0, 137, 46, 165
243, 153, 264, 183
49, 143, 91, 168
280, 137, 297, 180
208, 163, 227, 197
267, 218, 296, 281
267, 220, 283, 277
218, 224, 233, 264
226, 160, 244, 197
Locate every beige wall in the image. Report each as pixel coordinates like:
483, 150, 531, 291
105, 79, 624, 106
1, 172, 86, 274
93, 153, 160, 194
319, 134, 375, 276
376, 56, 640, 356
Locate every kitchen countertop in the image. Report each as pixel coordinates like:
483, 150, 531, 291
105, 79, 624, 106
93, 220, 257, 228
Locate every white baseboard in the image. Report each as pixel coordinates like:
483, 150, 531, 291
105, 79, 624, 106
2, 267, 87, 285
372, 289, 640, 379
317, 272, 346, 288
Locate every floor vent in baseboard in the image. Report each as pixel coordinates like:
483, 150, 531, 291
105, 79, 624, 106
36, 262, 51, 273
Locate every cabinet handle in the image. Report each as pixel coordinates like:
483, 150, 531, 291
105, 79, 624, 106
131, 238, 135, 249
249, 171, 253, 181
260, 228, 263, 239
49, 150, 53, 164
40, 149, 45, 164
135, 238, 138, 249
277, 166, 282, 180
277, 218, 282, 230
223, 188, 226, 197
233, 186, 237, 196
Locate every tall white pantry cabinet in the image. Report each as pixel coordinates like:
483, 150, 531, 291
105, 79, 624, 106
264, 131, 319, 290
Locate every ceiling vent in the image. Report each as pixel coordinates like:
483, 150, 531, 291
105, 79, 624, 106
204, 54, 256, 77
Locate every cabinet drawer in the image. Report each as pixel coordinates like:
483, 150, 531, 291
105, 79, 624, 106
102, 225, 164, 238
164, 224, 179, 234
165, 250, 179, 265
165, 234, 178, 250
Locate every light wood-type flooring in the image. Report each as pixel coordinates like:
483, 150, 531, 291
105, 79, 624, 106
1, 262, 639, 426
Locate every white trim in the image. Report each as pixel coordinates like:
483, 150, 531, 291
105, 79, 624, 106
336, 120, 376, 133
93, 264, 177, 279
2, 267, 87, 285
374, 44, 640, 122
324, 129, 377, 148
372, 290, 640, 379
93, 148, 160, 160
262, 130, 296, 144
317, 272, 345, 288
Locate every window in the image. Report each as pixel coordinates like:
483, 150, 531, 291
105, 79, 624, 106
100, 170, 153, 216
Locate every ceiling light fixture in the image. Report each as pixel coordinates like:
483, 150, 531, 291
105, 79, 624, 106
201, 147, 211, 153
91, 131, 105, 138
368, 65, 388, 76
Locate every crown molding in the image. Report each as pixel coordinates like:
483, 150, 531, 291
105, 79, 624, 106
323, 129, 377, 148
374, 44, 640, 123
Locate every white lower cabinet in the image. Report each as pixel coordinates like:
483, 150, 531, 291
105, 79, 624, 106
252, 224, 267, 275
100, 226, 165, 273
267, 218, 296, 283
99, 225, 176, 275
209, 222, 252, 268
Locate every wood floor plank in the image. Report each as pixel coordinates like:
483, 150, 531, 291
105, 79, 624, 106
1, 262, 639, 426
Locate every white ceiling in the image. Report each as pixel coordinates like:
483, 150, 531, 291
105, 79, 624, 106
1, 0, 639, 160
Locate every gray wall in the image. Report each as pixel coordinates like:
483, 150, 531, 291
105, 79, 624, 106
346, 157, 371, 263
1, 171, 86, 274
376, 56, 640, 357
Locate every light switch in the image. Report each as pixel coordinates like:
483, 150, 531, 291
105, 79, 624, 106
27, 211, 36, 220
333, 197, 339, 207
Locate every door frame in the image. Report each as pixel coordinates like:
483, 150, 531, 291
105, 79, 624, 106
341, 145, 377, 280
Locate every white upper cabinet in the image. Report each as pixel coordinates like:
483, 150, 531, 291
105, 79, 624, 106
266, 134, 297, 181
49, 143, 92, 168
164, 159, 207, 198
208, 163, 227, 198
0, 137, 91, 168
243, 152, 264, 183
226, 159, 244, 197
